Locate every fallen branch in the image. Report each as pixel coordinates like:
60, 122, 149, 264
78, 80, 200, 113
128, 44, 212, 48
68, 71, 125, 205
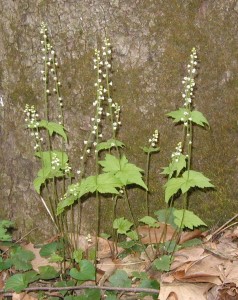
0, 285, 160, 295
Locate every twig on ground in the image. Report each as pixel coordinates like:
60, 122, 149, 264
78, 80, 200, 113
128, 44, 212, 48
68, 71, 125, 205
0, 285, 160, 295
204, 213, 238, 241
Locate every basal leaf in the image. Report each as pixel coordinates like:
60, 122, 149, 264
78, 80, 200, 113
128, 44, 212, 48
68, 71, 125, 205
104, 292, 117, 300
55, 280, 75, 297
96, 139, 125, 152
5, 274, 28, 293
139, 216, 159, 228
125, 230, 138, 241
109, 270, 131, 288
0, 220, 14, 241
113, 217, 133, 234
180, 238, 203, 249
154, 208, 177, 228
131, 271, 148, 280
39, 120, 67, 141
10, 247, 35, 271
190, 111, 209, 127
23, 270, 39, 284
139, 279, 160, 300
69, 260, 95, 281
0, 258, 13, 271
5, 271, 38, 293
40, 241, 63, 257
153, 255, 172, 272
173, 209, 207, 229
39, 265, 59, 280
73, 249, 83, 264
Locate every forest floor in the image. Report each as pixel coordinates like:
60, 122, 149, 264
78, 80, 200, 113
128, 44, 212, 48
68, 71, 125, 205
0, 216, 238, 300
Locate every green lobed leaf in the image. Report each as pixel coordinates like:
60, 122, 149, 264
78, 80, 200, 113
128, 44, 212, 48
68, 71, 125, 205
99, 154, 122, 173
139, 279, 160, 300
56, 194, 78, 215
118, 240, 137, 249
190, 111, 209, 127
35, 151, 68, 170
33, 175, 47, 194
164, 177, 184, 203
139, 216, 160, 228
5, 274, 28, 293
23, 270, 39, 284
131, 271, 148, 280
96, 139, 125, 152
165, 170, 214, 202
180, 238, 203, 248
173, 209, 207, 229
99, 154, 148, 190
55, 280, 75, 297
113, 217, 133, 234
39, 120, 67, 141
40, 241, 63, 257
38, 265, 59, 280
141, 146, 160, 154
69, 260, 95, 281
0, 258, 13, 271
109, 270, 131, 288
5, 271, 39, 293
166, 108, 187, 123
0, 220, 14, 241
154, 208, 177, 228
10, 247, 35, 271
100, 233, 111, 240
104, 292, 118, 300
153, 255, 173, 272
73, 249, 83, 264
34, 151, 69, 193
48, 253, 64, 263
95, 173, 123, 194
181, 170, 214, 193
161, 154, 187, 178
125, 230, 138, 241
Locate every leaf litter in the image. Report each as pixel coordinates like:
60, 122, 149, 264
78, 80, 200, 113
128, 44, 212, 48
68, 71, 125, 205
1, 221, 238, 299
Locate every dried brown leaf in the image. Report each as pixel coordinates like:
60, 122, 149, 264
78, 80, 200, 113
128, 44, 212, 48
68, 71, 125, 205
179, 229, 202, 244
138, 224, 175, 244
12, 292, 38, 300
23, 243, 60, 272
159, 282, 212, 300
170, 246, 205, 270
